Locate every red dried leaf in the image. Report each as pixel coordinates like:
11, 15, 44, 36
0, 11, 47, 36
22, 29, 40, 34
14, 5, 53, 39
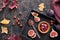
9, 1, 18, 9
8, 34, 22, 40
2, 0, 8, 8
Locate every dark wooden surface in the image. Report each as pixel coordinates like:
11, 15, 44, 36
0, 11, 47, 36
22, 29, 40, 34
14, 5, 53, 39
0, 0, 60, 40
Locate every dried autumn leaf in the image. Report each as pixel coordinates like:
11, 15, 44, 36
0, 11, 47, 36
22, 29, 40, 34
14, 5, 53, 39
2, 0, 9, 8
9, 1, 18, 9
39, 7, 44, 11
38, 3, 45, 11
0, 18, 10, 24
1, 26, 8, 34
39, 3, 44, 7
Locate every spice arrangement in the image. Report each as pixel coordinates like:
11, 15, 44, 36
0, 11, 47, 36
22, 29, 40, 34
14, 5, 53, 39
0, 0, 26, 40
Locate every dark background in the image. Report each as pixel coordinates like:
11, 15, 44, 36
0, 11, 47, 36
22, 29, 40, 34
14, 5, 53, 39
0, 0, 60, 40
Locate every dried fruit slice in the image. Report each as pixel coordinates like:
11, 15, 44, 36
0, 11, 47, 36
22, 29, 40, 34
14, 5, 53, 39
38, 21, 50, 33
50, 29, 58, 38
31, 33, 36, 38
28, 29, 36, 38
0, 18, 10, 24
50, 20, 54, 25
28, 19, 34, 26
31, 12, 38, 17
34, 16, 40, 22
28, 29, 35, 37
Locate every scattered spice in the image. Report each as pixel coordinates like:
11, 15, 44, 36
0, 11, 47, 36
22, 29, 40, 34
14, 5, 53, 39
13, 15, 23, 27
13, 16, 16, 19
17, 22, 20, 25
19, 23, 23, 27
15, 19, 19, 23
17, 18, 20, 21
50, 20, 54, 25
19, 12, 22, 16
12, 22, 15, 26
28, 19, 34, 26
